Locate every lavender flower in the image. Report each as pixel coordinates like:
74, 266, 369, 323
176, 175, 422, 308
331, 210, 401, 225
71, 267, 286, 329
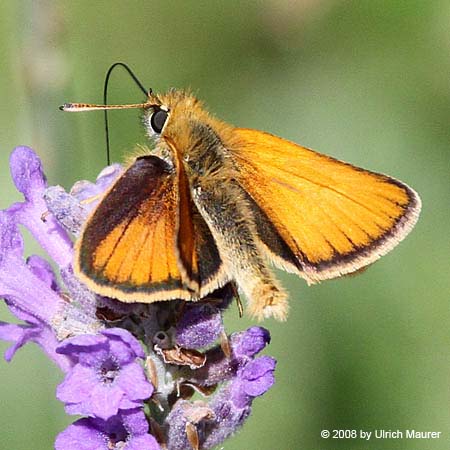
175, 303, 224, 348
8, 146, 73, 267
202, 355, 276, 448
0, 146, 277, 449
0, 209, 71, 371
56, 328, 153, 419
44, 163, 123, 236
165, 328, 276, 449
55, 409, 160, 450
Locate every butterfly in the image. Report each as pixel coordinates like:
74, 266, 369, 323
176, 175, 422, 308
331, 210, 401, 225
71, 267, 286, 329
62, 89, 421, 321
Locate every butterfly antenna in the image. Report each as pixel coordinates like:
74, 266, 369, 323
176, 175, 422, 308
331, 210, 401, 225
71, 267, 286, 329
103, 62, 150, 165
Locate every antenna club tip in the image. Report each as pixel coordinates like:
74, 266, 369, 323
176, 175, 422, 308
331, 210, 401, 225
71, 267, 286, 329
59, 103, 71, 111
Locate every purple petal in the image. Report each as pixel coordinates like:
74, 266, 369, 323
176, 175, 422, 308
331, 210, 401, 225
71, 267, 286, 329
164, 400, 195, 450
0, 266, 62, 323
188, 327, 272, 388
26, 254, 59, 291
8, 147, 73, 268
56, 331, 150, 419
6, 302, 41, 326
0, 322, 35, 361
73, 345, 109, 368
56, 410, 159, 450
231, 327, 270, 359
117, 363, 153, 400
0, 210, 23, 260
202, 398, 251, 449
31, 322, 72, 372
55, 418, 106, 450
9, 146, 46, 201
230, 356, 276, 408
69, 180, 97, 201
0, 220, 63, 323
102, 328, 145, 360
60, 265, 98, 317
44, 185, 88, 236
57, 333, 109, 355
70, 164, 123, 213
57, 365, 97, 404
0, 319, 71, 371
120, 408, 151, 435
100, 413, 130, 439
241, 356, 276, 397
90, 383, 125, 420
4, 328, 40, 361
95, 164, 123, 190
64, 402, 100, 417
127, 434, 161, 450
199, 355, 275, 450
0, 322, 27, 342
117, 397, 145, 410
57, 343, 108, 369
10, 202, 73, 268
176, 303, 223, 348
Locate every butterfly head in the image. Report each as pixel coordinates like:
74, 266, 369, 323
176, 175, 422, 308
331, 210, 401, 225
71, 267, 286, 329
143, 90, 231, 173
143, 90, 208, 138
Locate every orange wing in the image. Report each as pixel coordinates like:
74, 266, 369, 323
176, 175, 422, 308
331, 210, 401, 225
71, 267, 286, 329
230, 128, 421, 283
75, 155, 226, 302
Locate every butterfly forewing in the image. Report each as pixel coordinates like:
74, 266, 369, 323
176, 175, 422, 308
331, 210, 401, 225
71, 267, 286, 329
75, 154, 225, 302
230, 128, 421, 282
75, 156, 189, 300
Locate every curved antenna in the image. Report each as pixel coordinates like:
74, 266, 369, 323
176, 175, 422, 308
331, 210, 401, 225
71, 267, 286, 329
103, 62, 150, 165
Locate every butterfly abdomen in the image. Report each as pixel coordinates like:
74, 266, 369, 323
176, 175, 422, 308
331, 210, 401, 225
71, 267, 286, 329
191, 173, 289, 321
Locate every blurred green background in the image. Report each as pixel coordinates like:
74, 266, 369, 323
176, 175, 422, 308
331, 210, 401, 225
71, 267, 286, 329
1, 1, 449, 449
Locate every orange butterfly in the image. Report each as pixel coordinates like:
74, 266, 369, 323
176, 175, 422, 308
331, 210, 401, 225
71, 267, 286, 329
62, 89, 421, 321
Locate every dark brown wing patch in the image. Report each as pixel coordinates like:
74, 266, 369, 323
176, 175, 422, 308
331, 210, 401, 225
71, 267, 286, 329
75, 155, 226, 302
76, 156, 189, 301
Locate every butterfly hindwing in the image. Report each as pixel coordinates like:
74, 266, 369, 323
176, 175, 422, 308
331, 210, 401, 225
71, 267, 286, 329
176, 155, 228, 296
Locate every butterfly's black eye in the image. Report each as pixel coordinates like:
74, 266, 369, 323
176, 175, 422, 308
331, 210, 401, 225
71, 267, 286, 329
150, 109, 168, 134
